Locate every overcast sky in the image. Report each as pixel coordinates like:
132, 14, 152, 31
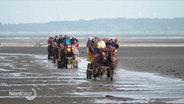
0, 0, 184, 24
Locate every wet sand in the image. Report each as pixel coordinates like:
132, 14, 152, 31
1, 38, 184, 103
118, 47, 184, 79
0, 47, 184, 103
1, 46, 184, 79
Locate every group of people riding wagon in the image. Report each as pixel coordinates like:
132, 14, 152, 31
47, 35, 119, 80
86, 37, 119, 80
47, 35, 79, 69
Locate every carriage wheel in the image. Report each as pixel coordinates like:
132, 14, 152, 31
48, 46, 52, 60
107, 68, 113, 80
89, 71, 92, 79
93, 75, 97, 80
62, 58, 66, 69
53, 55, 56, 63
86, 63, 92, 79
48, 51, 52, 60
86, 70, 89, 79
86, 69, 92, 79
57, 61, 61, 68
58, 60, 63, 69
48, 53, 51, 60
107, 68, 110, 78
65, 59, 68, 69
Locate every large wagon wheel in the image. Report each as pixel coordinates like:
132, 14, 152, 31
62, 58, 68, 69
57, 58, 63, 69
57, 60, 61, 68
107, 68, 113, 80
65, 58, 68, 69
53, 55, 56, 63
47, 46, 52, 60
86, 63, 92, 79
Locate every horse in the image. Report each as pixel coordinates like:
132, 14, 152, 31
92, 46, 117, 80
52, 42, 59, 63
63, 45, 79, 69
91, 49, 107, 80
105, 46, 118, 80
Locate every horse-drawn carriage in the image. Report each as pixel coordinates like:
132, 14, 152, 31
86, 37, 119, 80
57, 44, 79, 69
48, 35, 79, 69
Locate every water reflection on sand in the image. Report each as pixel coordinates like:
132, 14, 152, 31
0, 53, 184, 103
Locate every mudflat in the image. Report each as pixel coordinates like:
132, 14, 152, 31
0, 38, 184, 103
1, 46, 184, 79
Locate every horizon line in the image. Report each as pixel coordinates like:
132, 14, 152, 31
1, 17, 184, 25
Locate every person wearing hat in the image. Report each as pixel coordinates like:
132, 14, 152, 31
105, 38, 115, 47
57, 35, 63, 45
89, 37, 99, 62
71, 37, 79, 48
65, 38, 71, 45
90, 38, 98, 54
86, 38, 92, 62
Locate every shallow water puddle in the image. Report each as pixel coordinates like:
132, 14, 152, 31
73, 58, 184, 103
0, 53, 184, 103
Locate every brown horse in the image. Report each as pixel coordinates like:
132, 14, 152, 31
91, 49, 107, 80
105, 46, 118, 80
52, 42, 59, 63
92, 46, 117, 80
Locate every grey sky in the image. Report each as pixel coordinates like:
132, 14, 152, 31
0, 0, 184, 24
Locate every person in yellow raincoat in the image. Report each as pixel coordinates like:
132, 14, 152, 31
97, 38, 106, 49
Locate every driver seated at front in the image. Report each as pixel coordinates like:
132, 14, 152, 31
65, 44, 74, 57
